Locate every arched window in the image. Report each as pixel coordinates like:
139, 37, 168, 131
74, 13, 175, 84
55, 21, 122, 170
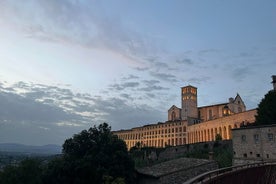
238, 107, 242, 113
171, 111, 176, 121
223, 126, 227, 139
228, 125, 232, 139
211, 129, 214, 141
183, 126, 187, 132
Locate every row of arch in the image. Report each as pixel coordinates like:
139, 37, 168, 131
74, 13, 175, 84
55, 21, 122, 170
117, 126, 187, 140
187, 124, 239, 144
126, 137, 187, 149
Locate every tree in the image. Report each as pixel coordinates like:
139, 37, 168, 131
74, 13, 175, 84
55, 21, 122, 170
0, 159, 43, 184
215, 134, 222, 141
46, 123, 135, 184
255, 90, 276, 125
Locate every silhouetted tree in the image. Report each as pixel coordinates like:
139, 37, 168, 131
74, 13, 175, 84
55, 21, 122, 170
0, 123, 134, 184
0, 159, 43, 184
255, 90, 276, 125
45, 123, 135, 184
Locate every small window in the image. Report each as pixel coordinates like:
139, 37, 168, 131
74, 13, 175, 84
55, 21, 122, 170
243, 153, 247, 158
209, 109, 213, 120
268, 133, 274, 141
256, 154, 260, 158
250, 152, 253, 155
254, 134, 259, 143
267, 154, 270, 158
241, 135, 246, 142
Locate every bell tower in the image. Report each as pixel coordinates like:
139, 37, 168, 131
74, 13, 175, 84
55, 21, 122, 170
181, 85, 198, 120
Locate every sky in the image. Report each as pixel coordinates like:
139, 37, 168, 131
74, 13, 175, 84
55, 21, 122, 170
0, 0, 275, 145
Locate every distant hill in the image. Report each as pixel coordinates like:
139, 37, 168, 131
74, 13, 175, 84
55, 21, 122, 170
0, 143, 62, 155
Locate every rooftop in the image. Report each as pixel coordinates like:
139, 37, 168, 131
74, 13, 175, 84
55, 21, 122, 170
232, 123, 276, 131
137, 157, 215, 178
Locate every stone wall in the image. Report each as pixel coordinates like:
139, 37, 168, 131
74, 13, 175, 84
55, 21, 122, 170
232, 124, 276, 166
158, 140, 232, 161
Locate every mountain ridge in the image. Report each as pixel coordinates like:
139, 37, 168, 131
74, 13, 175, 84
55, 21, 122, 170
0, 143, 62, 155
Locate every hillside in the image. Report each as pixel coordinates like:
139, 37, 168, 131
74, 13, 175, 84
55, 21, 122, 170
0, 143, 61, 155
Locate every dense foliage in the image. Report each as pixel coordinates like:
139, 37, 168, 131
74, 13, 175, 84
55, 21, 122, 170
51, 123, 135, 184
129, 145, 165, 168
0, 159, 44, 184
255, 90, 276, 125
183, 142, 233, 168
0, 123, 135, 184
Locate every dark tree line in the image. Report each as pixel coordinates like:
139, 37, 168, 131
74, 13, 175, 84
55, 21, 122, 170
255, 90, 276, 125
0, 123, 135, 184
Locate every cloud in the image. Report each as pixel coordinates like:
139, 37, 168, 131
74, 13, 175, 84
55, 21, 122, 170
0, 0, 159, 68
231, 66, 253, 82
142, 80, 160, 86
140, 86, 168, 92
122, 74, 139, 80
122, 82, 140, 88
120, 93, 134, 100
0, 91, 78, 124
139, 80, 169, 92
176, 58, 194, 65
90, 97, 165, 129
198, 49, 221, 55
146, 93, 156, 98
0, 81, 167, 144
151, 61, 169, 70
134, 66, 149, 71
150, 72, 178, 83
187, 76, 212, 85
109, 82, 140, 91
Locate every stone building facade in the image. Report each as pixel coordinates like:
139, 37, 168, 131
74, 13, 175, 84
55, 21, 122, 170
187, 109, 256, 144
232, 125, 276, 165
113, 85, 256, 150
114, 120, 188, 150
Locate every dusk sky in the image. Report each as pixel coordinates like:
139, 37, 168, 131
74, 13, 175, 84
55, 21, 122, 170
0, 0, 275, 145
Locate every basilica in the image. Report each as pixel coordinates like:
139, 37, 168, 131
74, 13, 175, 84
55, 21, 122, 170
113, 85, 256, 150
